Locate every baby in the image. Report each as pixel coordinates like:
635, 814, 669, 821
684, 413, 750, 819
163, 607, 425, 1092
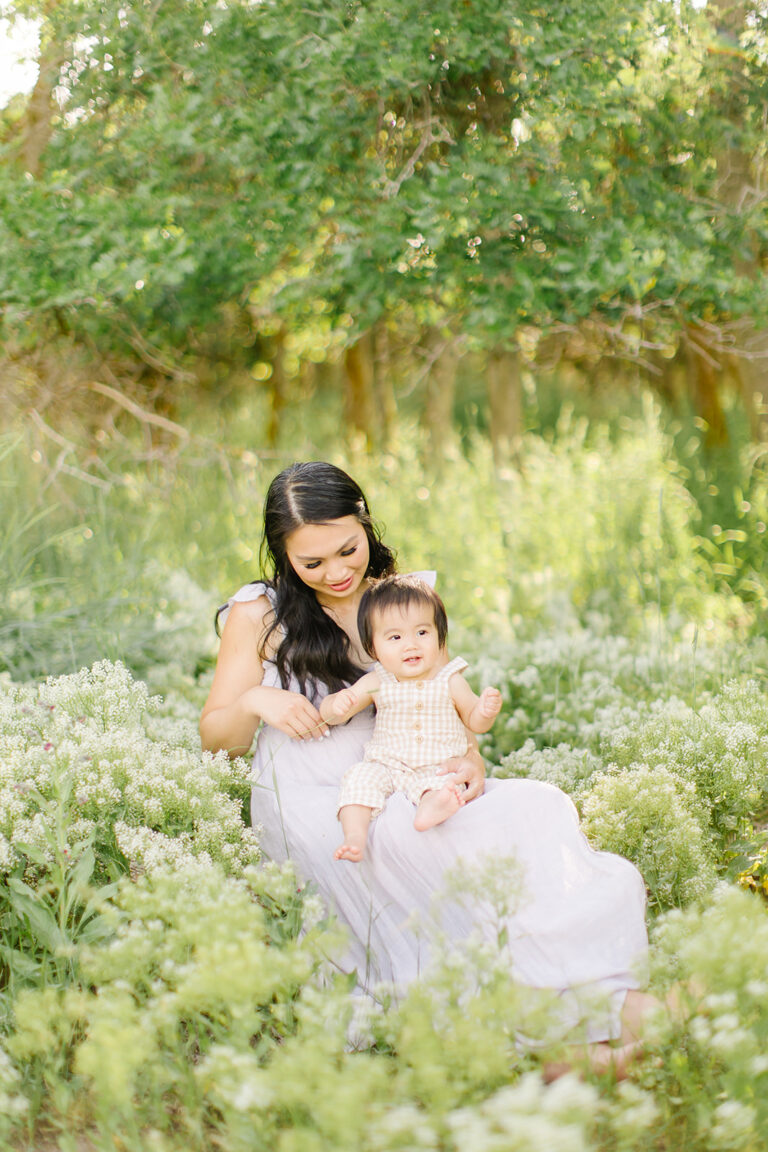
320, 574, 503, 862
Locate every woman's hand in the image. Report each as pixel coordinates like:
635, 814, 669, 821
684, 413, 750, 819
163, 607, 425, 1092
247, 685, 329, 740
437, 749, 486, 801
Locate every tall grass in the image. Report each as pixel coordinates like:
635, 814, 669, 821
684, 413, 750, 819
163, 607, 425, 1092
4, 391, 767, 685
2, 387, 768, 1149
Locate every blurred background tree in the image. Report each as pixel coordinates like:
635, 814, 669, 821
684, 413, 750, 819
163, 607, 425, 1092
1, 0, 767, 679
1, 0, 767, 446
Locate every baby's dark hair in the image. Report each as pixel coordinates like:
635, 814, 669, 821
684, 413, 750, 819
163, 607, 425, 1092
358, 575, 448, 658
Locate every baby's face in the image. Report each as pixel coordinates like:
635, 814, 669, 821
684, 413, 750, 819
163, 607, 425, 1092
370, 601, 443, 680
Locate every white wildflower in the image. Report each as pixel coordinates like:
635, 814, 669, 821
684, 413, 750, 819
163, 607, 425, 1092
708, 1099, 756, 1149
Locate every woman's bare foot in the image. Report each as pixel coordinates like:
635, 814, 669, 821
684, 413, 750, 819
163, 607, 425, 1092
542, 1040, 640, 1083
414, 784, 463, 831
334, 837, 366, 862
586, 1040, 639, 1079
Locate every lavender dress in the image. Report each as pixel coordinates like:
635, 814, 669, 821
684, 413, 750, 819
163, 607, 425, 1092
221, 580, 648, 1043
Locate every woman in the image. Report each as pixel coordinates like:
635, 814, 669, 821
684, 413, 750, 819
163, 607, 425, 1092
200, 462, 652, 1065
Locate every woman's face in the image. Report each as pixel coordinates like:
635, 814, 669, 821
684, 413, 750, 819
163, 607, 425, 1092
284, 516, 371, 605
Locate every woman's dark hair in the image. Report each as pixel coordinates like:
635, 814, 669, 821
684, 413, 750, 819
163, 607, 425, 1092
218, 462, 396, 696
358, 576, 448, 659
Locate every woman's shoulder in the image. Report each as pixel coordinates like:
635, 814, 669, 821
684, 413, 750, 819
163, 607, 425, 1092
217, 581, 275, 631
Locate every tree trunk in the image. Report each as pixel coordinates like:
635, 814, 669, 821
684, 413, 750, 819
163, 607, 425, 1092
421, 328, 458, 467
685, 327, 729, 446
701, 0, 767, 439
344, 332, 377, 447
266, 334, 286, 450
372, 324, 397, 448
487, 348, 523, 467
731, 332, 768, 440
13, 41, 66, 176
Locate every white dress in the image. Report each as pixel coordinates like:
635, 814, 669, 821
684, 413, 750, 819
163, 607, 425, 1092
223, 582, 649, 1044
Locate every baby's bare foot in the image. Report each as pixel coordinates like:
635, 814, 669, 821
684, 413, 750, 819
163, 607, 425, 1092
334, 839, 365, 862
414, 785, 463, 831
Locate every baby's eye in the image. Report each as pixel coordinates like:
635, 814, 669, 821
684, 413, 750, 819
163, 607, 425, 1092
417, 628, 429, 636
389, 633, 401, 641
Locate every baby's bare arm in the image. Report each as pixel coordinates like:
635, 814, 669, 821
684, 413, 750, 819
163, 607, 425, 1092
320, 671, 379, 724
450, 674, 503, 734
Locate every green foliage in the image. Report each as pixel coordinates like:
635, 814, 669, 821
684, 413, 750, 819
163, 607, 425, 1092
6, 862, 344, 1146
600, 678, 768, 841
581, 764, 716, 908
677, 426, 768, 614
4, 393, 768, 694
0, 642, 765, 1145
0, 660, 256, 1008
2, 381, 768, 1146
0, 426, 221, 683
489, 403, 727, 624
648, 886, 768, 1149
1, 0, 766, 362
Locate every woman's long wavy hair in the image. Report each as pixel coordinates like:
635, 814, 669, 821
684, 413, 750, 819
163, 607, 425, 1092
226, 462, 396, 696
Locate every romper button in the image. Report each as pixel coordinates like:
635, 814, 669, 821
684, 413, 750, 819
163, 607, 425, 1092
415, 701, 423, 711
414, 722, 421, 731
415, 735, 423, 743
416, 681, 424, 690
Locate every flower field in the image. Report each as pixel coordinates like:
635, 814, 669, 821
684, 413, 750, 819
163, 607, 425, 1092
0, 623, 766, 1150
2, 404, 768, 1149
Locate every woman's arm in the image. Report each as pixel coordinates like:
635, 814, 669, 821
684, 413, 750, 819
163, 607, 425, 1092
320, 671, 380, 725
200, 598, 329, 757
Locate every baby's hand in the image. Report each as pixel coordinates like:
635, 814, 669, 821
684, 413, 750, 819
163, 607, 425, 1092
479, 687, 503, 720
332, 688, 358, 718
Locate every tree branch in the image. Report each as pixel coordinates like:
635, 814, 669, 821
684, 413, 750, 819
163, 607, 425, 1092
88, 381, 190, 440
382, 120, 455, 199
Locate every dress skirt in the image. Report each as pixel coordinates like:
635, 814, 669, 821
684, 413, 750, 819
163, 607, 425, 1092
250, 666, 648, 1045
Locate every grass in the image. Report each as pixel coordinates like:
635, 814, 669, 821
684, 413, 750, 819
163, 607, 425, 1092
1, 384, 768, 1149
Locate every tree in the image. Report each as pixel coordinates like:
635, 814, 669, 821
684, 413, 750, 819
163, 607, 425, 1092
1, 0, 766, 440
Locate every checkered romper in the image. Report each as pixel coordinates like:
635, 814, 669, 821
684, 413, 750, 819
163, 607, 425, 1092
336, 656, 470, 819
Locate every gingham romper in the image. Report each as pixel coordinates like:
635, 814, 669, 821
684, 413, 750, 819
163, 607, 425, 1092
336, 656, 470, 819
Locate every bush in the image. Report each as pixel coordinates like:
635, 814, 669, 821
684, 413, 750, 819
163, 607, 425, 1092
580, 764, 717, 908
601, 679, 768, 843
0, 661, 257, 1002
0, 646, 766, 1149
648, 886, 768, 1149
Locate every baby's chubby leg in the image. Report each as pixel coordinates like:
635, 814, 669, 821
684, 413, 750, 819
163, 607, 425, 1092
413, 776, 465, 831
335, 760, 391, 862
335, 804, 373, 862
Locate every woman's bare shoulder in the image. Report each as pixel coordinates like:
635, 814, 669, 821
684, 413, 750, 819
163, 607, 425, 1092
202, 594, 275, 718
225, 594, 272, 624
220, 594, 275, 650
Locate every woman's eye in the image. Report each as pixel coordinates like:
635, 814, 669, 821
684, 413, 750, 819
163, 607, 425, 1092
305, 561, 321, 570
341, 546, 357, 557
